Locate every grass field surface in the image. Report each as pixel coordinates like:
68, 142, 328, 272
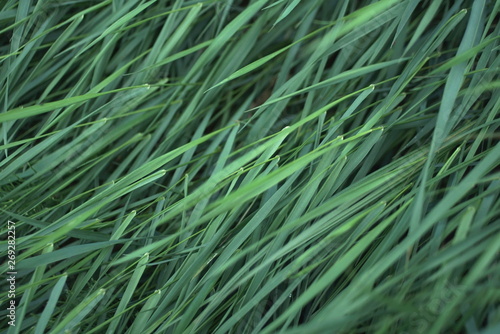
0, 0, 499, 333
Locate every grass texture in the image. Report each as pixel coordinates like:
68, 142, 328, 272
0, 0, 499, 333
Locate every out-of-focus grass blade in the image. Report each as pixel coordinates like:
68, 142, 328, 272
34, 274, 68, 334
48, 288, 105, 334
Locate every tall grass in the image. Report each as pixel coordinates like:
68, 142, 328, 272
0, 0, 499, 333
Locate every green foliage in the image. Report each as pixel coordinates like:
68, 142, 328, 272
0, 0, 499, 333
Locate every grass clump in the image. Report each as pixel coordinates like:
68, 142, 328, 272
0, 0, 499, 333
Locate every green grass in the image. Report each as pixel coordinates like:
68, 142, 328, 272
0, 0, 499, 333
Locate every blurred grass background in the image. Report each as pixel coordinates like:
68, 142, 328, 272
0, 0, 499, 333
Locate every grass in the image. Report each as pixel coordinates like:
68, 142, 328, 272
0, 0, 499, 333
